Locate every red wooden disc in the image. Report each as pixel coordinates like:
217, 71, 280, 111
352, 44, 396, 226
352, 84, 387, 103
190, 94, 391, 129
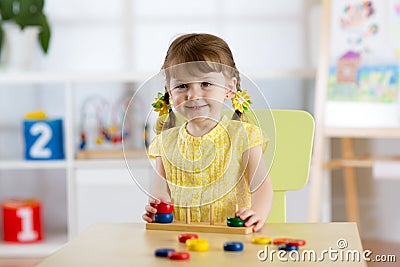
286, 239, 306, 246
273, 238, 291, 245
153, 202, 174, 214
178, 233, 198, 243
168, 251, 190, 260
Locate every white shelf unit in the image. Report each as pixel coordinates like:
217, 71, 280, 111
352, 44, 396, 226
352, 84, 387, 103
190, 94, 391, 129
0, 77, 70, 257
0, 72, 200, 255
0, 70, 315, 257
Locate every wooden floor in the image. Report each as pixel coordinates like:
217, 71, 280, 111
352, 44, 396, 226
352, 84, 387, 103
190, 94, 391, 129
361, 239, 399, 267
0, 239, 398, 266
0, 257, 43, 267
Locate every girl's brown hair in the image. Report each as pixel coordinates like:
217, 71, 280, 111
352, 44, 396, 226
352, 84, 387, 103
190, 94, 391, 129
157, 33, 244, 132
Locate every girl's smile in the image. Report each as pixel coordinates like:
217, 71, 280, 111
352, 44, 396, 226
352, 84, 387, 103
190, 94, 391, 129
184, 103, 208, 110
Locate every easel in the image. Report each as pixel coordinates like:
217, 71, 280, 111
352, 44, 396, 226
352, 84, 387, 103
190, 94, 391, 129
146, 203, 253, 234
308, 0, 400, 225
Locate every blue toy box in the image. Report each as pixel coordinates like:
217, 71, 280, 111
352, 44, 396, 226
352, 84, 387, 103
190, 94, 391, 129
23, 119, 65, 160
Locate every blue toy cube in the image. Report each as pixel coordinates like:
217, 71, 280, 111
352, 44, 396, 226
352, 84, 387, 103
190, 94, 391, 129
24, 119, 65, 160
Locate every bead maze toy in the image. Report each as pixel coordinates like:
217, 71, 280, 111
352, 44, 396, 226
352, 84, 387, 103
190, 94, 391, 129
146, 203, 253, 234
78, 96, 131, 151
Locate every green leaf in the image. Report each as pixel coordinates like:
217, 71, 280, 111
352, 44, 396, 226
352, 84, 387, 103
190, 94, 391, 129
152, 102, 162, 109
38, 14, 50, 53
0, 23, 3, 61
15, 0, 43, 27
0, 0, 16, 20
0, 0, 51, 57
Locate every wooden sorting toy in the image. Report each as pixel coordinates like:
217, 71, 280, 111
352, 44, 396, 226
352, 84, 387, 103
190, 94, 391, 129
146, 203, 253, 234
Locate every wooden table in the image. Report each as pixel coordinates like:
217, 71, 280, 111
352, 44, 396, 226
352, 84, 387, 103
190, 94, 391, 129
37, 223, 367, 266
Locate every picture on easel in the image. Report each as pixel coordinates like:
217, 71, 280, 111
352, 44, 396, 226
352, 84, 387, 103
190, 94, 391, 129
326, 0, 400, 127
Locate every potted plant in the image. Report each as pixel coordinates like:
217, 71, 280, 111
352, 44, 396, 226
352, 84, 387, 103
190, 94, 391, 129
0, 0, 51, 62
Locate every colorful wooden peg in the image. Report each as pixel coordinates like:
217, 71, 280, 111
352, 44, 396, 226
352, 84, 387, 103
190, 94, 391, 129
186, 207, 191, 224
153, 202, 174, 214
155, 213, 173, 223
227, 216, 245, 227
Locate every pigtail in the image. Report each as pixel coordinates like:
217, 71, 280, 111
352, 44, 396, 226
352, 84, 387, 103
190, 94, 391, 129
163, 92, 176, 129
154, 91, 176, 134
230, 71, 249, 123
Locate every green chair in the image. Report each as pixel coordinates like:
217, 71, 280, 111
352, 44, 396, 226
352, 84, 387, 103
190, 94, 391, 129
179, 109, 314, 223
244, 109, 315, 222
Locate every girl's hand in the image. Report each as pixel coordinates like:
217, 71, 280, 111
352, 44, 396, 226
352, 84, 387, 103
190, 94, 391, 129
142, 198, 161, 223
236, 208, 266, 232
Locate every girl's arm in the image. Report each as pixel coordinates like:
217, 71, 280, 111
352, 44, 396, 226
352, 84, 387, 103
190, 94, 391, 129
236, 145, 273, 231
142, 156, 171, 222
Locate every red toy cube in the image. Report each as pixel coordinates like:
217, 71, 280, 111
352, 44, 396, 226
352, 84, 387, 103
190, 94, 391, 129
2, 198, 43, 243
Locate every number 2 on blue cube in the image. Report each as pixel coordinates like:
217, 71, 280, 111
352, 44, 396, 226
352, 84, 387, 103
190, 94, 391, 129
24, 119, 64, 160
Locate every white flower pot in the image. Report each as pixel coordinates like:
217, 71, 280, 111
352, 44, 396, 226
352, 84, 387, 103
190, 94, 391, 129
0, 24, 39, 72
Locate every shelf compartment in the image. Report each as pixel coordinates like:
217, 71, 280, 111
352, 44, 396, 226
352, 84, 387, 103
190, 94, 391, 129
75, 149, 147, 159
0, 160, 68, 170
0, 231, 67, 257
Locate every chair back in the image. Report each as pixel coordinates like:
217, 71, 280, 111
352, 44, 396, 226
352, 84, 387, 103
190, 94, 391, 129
245, 109, 314, 222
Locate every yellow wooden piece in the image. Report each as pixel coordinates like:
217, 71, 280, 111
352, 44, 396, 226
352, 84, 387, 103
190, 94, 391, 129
185, 239, 209, 252
251, 237, 272, 245
24, 110, 47, 120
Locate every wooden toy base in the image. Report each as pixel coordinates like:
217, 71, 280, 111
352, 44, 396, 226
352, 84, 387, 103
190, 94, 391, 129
146, 222, 253, 234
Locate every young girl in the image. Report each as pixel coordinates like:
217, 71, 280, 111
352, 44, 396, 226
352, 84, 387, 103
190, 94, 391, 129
142, 33, 273, 232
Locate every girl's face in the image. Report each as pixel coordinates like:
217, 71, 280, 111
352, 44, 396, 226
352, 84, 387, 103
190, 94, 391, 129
167, 70, 236, 122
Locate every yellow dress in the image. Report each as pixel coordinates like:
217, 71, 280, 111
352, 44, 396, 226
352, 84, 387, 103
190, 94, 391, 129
148, 115, 268, 223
